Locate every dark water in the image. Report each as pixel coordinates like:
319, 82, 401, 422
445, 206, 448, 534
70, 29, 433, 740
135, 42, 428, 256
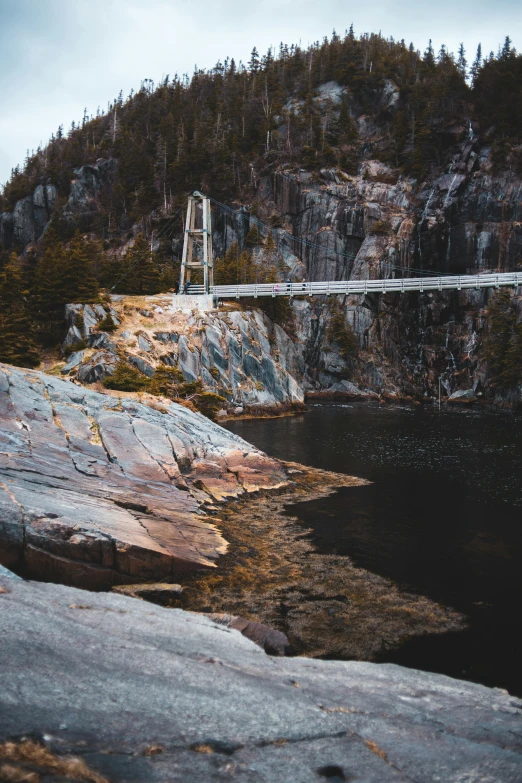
226, 403, 522, 695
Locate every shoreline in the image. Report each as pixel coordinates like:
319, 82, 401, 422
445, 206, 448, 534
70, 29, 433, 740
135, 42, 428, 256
171, 461, 466, 663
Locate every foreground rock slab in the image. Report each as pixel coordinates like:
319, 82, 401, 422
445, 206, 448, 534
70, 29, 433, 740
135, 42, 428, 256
0, 363, 287, 588
1, 572, 521, 782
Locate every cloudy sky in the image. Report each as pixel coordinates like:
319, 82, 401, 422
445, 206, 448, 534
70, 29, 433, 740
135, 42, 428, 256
0, 0, 519, 187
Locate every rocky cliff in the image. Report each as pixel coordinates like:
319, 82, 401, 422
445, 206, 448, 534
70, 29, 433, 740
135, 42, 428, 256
59, 294, 306, 409
0, 159, 117, 249
1, 568, 521, 782
0, 363, 287, 588
3, 81, 522, 407
215, 128, 522, 404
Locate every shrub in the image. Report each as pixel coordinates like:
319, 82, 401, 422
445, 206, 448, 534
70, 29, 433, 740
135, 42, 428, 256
64, 339, 86, 357
326, 303, 358, 360
97, 313, 118, 332
103, 362, 150, 392
484, 291, 522, 389
148, 366, 185, 396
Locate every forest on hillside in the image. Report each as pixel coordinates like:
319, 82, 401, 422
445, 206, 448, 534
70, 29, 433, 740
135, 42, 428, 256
1, 28, 521, 367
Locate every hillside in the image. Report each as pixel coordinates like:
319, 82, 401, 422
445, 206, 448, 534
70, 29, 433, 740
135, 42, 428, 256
1, 29, 522, 406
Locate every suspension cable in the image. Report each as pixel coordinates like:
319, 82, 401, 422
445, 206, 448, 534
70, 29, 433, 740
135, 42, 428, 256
210, 197, 454, 278
109, 203, 186, 292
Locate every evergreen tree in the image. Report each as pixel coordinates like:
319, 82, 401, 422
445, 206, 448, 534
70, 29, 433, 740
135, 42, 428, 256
62, 233, 99, 303
501, 36, 512, 59
424, 39, 435, 68
470, 43, 482, 83
33, 228, 69, 341
117, 233, 160, 294
457, 43, 467, 79
0, 255, 40, 367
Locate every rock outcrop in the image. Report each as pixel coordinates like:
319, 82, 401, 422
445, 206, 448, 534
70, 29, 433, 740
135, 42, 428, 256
0, 183, 56, 248
1, 571, 521, 783
0, 363, 287, 588
214, 135, 522, 406
3, 85, 522, 406
61, 296, 305, 408
0, 159, 117, 250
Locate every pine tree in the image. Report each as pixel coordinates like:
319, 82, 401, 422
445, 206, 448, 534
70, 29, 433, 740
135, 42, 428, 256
62, 233, 99, 303
249, 47, 260, 74
470, 43, 482, 83
502, 36, 512, 59
118, 233, 160, 294
33, 228, 69, 340
0, 255, 40, 367
424, 39, 435, 68
457, 43, 467, 79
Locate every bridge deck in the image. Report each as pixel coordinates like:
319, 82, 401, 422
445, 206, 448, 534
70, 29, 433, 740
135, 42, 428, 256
184, 271, 521, 298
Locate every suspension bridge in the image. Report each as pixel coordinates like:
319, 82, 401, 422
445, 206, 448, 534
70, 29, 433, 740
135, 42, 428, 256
184, 272, 522, 299
176, 192, 521, 300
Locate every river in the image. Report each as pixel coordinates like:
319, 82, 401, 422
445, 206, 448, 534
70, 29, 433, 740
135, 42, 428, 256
225, 402, 522, 696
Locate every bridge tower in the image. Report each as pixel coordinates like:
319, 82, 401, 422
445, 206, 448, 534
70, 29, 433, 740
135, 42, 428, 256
179, 192, 214, 294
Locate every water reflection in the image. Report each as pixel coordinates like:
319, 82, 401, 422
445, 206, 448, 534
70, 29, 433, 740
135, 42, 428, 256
226, 403, 522, 694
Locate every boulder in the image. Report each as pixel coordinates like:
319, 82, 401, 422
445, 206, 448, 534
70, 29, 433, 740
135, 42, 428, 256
82, 304, 99, 334
128, 354, 155, 377
449, 389, 477, 404
86, 332, 113, 350
1, 574, 521, 783
229, 616, 289, 656
137, 334, 153, 352
77, 350, 118, 383
62, 324, 83, 349
154, 332, 179, 344
60, 350, 86, 375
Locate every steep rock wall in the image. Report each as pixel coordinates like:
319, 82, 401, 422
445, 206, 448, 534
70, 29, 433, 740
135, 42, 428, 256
215, 140, 522, 404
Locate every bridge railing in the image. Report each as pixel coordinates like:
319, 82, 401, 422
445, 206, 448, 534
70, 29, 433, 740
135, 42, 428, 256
211, 272, 521, 298
175, 284, 206, 295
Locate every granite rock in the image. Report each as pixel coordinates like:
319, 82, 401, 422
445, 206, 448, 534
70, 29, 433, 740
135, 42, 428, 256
1, 573, 521, 783
0, 363, 287, 588
449, 389, 477, 404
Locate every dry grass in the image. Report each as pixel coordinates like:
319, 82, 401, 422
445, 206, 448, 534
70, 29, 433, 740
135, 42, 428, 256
364, 739, 388, 761
0, 740, 108, 783
175, 463, 466, 662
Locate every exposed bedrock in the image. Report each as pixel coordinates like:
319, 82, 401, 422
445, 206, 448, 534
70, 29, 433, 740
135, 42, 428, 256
62, 298, 306, 408
0, 183, 56, 249
215, 141, 522, 404
0, 363, 287, 588
1, 572, 521, 783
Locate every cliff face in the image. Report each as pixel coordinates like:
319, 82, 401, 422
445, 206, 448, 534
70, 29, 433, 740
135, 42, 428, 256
214, 132, 522, 403
0, 159, 117, 250
0, 183, 57, 249
0, 363, 287, 588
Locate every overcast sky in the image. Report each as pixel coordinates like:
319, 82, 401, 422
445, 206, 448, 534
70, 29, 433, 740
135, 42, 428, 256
1, 0, 520, 188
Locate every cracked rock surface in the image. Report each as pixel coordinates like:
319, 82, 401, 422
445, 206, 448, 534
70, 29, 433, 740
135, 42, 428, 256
1, 571, 521, 782
0, 363, 287, 588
